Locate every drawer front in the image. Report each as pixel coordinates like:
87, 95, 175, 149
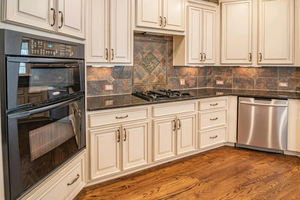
199, 99, 227, 111
199, 110, 226, 130
200, 128, 226, 148
89, 107, 148, 128
153, 102, 196, 117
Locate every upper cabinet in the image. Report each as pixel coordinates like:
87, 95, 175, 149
87, 0, 132, 64
2, 0, 85, 39
136, 0, 185, 32
258, 0, 294, 64
221, 1, 252, 64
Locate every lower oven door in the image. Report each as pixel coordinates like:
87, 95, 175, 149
6, 96, 85, 200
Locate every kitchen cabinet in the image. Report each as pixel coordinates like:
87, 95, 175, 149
136, 0, 184, 32
221, 1, 252, 64
87, 0, 131, 64
176, 114, 196, 155
258, 0, 294, 64
2, 0, 85, 39
287, 99, 300, 153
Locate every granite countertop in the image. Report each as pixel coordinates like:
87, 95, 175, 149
87, 88, 300, 111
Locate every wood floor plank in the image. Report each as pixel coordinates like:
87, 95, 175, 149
75, 147, 300, 200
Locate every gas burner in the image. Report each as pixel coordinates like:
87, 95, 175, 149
132, 90, 194, 102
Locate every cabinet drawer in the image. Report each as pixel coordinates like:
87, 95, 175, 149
199, 98, 227, 111
89, 107, 148, 128
152, 101, 196, 117
199, 110, 226, 130
200, 127, 226, 148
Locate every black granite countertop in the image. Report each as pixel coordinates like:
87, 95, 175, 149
87, 88, 300, 111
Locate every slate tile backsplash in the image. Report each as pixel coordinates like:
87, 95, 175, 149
87, 34, 300, 97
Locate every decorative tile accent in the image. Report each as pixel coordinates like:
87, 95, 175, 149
140, 52, 160, 74
107, 76, 115, 83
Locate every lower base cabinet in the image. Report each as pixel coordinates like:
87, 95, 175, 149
177, 114, 196, 155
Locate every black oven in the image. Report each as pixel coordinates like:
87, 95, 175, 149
0, 30, 86, 200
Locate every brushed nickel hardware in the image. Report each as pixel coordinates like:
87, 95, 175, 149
67, 174, 80, 186
51, 8, 56, 26
116, 115, 128, 119
111, 49, 114, 60
124, 128, 127, 141
249, 53, 252, 62
178, 119, 181, 130
210, 135, 218, 139
59, 11, 64, 29
259, 53, 262, 62
210, 103, 218, 106
164, 17, 167, 27
203, 53, 206, 62
173, 120, 176, 131
210, 117, 218, 121
200, 53, 203, 61
105, 48, 108, 60
159, 16, 162, 26
117, 129, 120, 142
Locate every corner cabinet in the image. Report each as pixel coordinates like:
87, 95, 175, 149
2, 0, 85, 39
87, 0, 132, 64
136, 0, 185, 32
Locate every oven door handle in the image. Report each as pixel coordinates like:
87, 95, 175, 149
8, 95, 83, 119
7, 57, 84, 64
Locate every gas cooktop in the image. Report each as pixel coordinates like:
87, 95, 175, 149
132, 90, 194, 102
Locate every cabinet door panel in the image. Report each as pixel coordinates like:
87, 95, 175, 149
177, 115, 196, 155
4, 0, 55, 31
163, 0, 184, 31
87, 0, 109, 62
153, 118, 176, 161
203, 10, 216, 64
122, 122, 148, 170
57, 0, 85, 39
187, 6, 202, 64
136, 0, 162, 29
110, 0, 131, 63
221, 1, 252, 64
258, 0, 294, 64
90, 127, 121, 179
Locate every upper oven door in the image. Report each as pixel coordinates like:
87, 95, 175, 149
6, 57, 85, 110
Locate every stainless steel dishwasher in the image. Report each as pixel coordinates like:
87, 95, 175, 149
237, 97, 288, 152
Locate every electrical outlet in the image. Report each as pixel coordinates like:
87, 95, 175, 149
180, 79, 185, 86
216, 80, 224, 85
105, 85, 113, 90
216, 92, 224, 95
105, 100, 114, 106
279, 82, 288, 87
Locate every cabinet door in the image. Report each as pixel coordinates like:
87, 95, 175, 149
187, 6, 202, 64
122, 122, 148, 170
163, 0, 184, 31
110, 0, 131, 63
153, 118, 176, 161
221, 1, 252, 64
4, 0, 55, 32
203, 9, 216, 64
136, 0, 162, 29
86, 0, 109, 63
177, 115, 196, 155
258, 0, 294, 64
90, 126, 121, 180
57, 0, 85, 39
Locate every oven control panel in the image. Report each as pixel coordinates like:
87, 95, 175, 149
21, 37, 78, 58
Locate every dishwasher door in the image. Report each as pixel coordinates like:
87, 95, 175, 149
238, 97, 288, 151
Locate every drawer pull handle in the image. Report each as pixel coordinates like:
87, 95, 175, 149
116, 115, 128, 119
210, 117, 218, 121
67, 174, 80, 186
210, 103, 218, 106
210, 135, 218, 139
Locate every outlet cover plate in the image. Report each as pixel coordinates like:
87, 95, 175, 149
216, 80, 224, 85
105, 100, 114, 106
105, 85, 113, 90
180, 79, 185, 86
279, 82, 288, 87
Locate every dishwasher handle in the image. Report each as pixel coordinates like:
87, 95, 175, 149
240, 101, 288, 107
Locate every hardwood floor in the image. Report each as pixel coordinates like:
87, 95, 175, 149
75, 147, 300, 200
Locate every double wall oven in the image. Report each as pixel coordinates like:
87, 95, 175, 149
0, 30, 85, 200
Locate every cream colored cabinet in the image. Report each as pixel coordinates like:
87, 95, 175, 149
87, 0, 131, 64
221, 1, 252, 64
287, 99, 300, 153
176, 114, 196, 155
57, 0, 85, 39
136, 0, 184, 32
258, 0, 294, 64
2, 0, 85, 39
187, 6, 216, 64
